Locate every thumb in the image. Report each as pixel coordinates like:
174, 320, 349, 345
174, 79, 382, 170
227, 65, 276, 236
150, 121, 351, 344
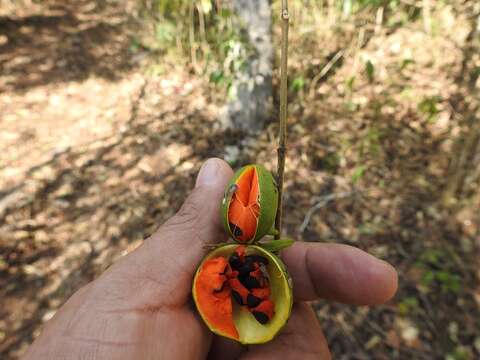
97, 158, 233, 306
24, 159, 234, 359
151, 157, 233, 259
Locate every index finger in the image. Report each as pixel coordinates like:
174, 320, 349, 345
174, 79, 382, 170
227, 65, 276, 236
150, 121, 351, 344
282, 242, 398, 305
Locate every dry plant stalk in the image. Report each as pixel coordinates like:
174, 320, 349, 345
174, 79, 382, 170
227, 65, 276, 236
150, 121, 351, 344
274, 0, 289, 240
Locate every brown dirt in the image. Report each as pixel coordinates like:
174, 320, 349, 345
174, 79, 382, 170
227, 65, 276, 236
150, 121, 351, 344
1, 1, 479, 359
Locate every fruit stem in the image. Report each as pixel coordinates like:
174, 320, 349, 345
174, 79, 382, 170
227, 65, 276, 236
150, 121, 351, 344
275, 0, 289, 240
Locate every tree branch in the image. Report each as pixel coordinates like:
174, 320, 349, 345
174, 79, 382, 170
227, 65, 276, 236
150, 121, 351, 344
274, 0, 289, 239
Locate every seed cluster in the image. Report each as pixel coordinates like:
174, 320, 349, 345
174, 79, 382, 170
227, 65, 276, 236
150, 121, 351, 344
214, 246, 275, 325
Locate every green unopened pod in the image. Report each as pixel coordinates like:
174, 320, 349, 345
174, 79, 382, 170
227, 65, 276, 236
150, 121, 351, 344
221, 164, 278, 243
192, 244, 293, 344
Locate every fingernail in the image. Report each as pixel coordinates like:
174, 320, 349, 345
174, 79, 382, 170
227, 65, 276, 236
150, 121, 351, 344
196, 158, 220, 187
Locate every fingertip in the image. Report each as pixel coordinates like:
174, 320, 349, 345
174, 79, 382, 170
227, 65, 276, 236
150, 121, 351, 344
378, 259, 398, 303
284, 243, 399, 305
315, 244, 399, 305
196, 158, 233, 188
345, 247, 398, 304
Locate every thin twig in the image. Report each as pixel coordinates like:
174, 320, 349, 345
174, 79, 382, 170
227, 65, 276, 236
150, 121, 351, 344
309, 49, 344, 98
274, 0, 289, 240
299, 191, 356, 234
422, 0, 432, 35
189, 2, 197, 71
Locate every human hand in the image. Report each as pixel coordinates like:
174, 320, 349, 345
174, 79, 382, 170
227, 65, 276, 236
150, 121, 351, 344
24, 158, 397, 359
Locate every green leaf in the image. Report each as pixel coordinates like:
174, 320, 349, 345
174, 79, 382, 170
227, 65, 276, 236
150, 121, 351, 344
400, 58, 415, 71
260, 238, 295, 252
419, 248, 443, 265
446, 346, 472, 360
352, 166, 366, 184
155, 22, 175, 44
346, 76, 356, 92
210, 70, 225, 84
200, 0, 212, 14
418, 96, 441, 122
343, 0, 352, 17
365, 60, 375, 83
398, 297, 419, 316
268, 228, 280, 236
129, 37, 141, 53
436, 271, 461, 293
290, 76, 305, 92
420, 270, 435, 286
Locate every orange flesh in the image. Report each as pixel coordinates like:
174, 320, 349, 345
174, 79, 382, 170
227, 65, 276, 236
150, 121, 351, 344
195, 246, 276, 340
228, 167, 260, 242
251, 299, 275, 320
252, 287, 271, 300
194, 257, 239, 339
229, 278, 250, 303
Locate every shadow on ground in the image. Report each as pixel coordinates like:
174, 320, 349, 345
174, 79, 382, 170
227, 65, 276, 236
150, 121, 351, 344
0, 1, 135, 93
0, 74, 234, 358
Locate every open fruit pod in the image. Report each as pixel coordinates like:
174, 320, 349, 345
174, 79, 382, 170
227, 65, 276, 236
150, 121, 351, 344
220, 164, 278, 243
193, 164, 293, 344
192, 244, 293, 344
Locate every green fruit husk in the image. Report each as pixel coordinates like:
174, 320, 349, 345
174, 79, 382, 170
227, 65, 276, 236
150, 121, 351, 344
220, 164, 278, 244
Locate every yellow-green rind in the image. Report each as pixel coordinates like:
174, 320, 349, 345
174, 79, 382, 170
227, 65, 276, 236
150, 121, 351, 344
192, 244, 293, 345
220, 164, 278, 244
255, 165, 279, 243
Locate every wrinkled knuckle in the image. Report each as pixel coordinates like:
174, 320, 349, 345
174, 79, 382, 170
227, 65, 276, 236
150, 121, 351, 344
305, 248, 323, 298
164, 190, 202, 230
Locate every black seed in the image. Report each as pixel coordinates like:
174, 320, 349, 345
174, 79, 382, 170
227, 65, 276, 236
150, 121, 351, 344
238, 274, 260, 289
231, 290, 244, 305
229, 222, 243, 238
245, 255, 269, 266
247, 294, 261, 308
252, 311, 269, 324
229, 253, 242, 270
238, 260, 255, 275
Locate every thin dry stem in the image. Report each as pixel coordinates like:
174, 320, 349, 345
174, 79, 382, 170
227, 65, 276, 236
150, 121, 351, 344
274, 0, 289, 240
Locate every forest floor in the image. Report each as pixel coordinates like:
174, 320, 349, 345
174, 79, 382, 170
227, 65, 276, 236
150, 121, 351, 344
1, 1, 479, 359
